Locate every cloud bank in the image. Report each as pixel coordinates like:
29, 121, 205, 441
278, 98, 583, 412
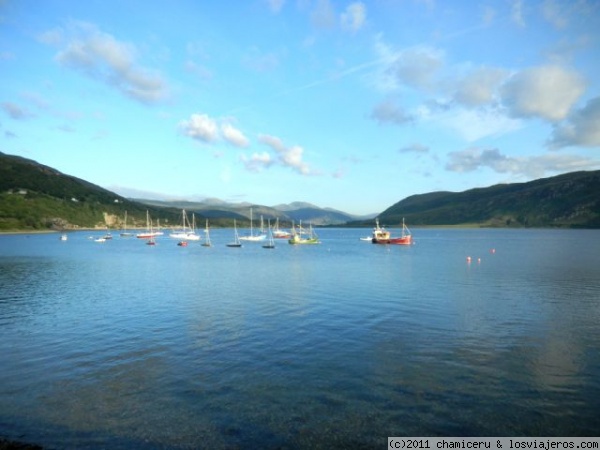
41, 21, 169, 104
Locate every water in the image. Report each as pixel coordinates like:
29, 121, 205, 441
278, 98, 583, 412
1, 228, 599, 449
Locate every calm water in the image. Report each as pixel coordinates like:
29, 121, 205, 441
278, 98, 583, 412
1, 228, 599, 449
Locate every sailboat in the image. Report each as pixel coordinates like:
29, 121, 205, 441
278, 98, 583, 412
262, 219, 275, 249
137, 211, 162, 239
170, 209, 200, 241
288, 221, 320, 245
272, 217, 292, 239
146, 216, 157, 246
239, 207, 266, 241
120, 211, 133, 237
201, 219, 212, 247
226, 219, 242, 247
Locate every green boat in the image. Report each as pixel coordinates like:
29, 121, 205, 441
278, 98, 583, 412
288, 222, 320, 245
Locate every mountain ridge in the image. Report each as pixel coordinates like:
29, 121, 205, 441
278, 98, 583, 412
0, 152, 362, 230
371, 170, 600, 228
1, 151, 599, 230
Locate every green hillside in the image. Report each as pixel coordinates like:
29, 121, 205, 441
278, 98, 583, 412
0, 152, 182, 231
378, 171, 600, 228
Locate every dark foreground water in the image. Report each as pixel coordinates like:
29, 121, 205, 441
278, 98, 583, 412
1, 228, 599, 449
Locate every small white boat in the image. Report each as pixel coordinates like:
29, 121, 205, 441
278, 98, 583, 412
170, 210, 201, 241
239, 208, 267, 241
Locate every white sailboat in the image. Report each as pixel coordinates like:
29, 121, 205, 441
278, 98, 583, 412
239, 207, 267, 241
170, 209, 200, 241
137, 211, 162, 239
227, 219, 242, 247
262, 219, 275, 249
201, 219, 212, 247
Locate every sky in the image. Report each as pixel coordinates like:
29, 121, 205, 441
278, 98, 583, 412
1, 0, 599, 216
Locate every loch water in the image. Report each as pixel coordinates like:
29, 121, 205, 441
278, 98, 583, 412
1, 228, 599, 449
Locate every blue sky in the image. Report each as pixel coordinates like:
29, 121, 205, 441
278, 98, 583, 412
1, 0, 599, 216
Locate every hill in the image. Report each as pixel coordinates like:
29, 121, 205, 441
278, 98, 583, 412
0, 152, 359, 231
375, 171, 600, 228
133, 199, 358, 226
0, 152, 182, 231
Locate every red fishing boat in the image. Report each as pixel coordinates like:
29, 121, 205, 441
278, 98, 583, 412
371, 218, 412, 245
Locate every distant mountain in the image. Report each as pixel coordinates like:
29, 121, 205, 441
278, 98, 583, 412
4, 151, 597, 231
134, 200, 360, 226
0, 152, 182, 231
273, 201, 319, 211
0, 151, 360, 231
372, 171, 600, 228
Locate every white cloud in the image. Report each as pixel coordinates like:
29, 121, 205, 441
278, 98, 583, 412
341, 2, 366, 33
453, 66, 507, 107
390, 46, 444, 91
257, 134, 312, 175
446, 147, 598, 178
446, 148, 520, 173
501, 65, 585, 121
241, 152, 273, 172
548, 96, 600, 149
221, 123, 250, 148
371, 99, 413, 125
44, 22, 168, 104
436, 107, 522, 142
179, 114, 219, 143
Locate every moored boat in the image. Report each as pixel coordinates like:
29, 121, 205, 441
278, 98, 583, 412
371, 218, 412, 245
239, 208, 267, 241
272, 218, 292, 239
120, 211, 133, 237
262, 219, 276, 249
201, 219, 212, 247
137, 211, 163, 239
288, 221, 320, 245
226, 219, 242, 247
170, 210, 201, 241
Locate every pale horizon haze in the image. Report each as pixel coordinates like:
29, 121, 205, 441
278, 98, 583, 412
1, 0, 599, 216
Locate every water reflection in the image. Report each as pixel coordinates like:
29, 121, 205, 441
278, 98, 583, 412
0, 229, 599, 447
